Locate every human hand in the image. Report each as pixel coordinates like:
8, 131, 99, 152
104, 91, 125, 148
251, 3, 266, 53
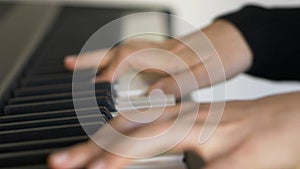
65, 20, 253, 98
48, 92, 300, 169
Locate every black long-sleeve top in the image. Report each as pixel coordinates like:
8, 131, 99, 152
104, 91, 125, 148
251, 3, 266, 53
219, 5, 300, 81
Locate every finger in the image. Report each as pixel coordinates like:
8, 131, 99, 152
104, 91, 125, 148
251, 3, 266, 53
146, 76, 180, 98
203, 152, 245, 169
179, 100, 260, 163
48, 141, 100, 169
147, 55, 226, 98
88, 120, 188, 169
64, 48, 115, 71
49, 103, 196, 169
96, 44, 174, 82
89, 107, 178, 157
88, 153, 131, 169
95, 60, 129, 82
146, 63, 204, 98
92, 103, 190, 147
95, 46, 132, 82
117, 102, 196, 125
98, 104, 196, 158
47, 116, 140, 169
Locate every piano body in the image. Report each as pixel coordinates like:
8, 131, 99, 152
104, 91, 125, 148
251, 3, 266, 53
0, 1, 203, 168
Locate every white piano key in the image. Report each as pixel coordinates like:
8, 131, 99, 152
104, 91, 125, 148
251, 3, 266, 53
125, 154, 186, 169
115, 95, 175, 111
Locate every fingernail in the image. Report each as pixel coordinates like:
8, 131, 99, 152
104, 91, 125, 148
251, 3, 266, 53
149, 88, 164, 95
65, 56, 75, 63
95, 76, 112, 83
89, 161, 105, 169
51, 152, 69, 165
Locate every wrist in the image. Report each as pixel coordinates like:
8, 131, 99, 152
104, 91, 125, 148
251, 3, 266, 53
203, 19, 253, 78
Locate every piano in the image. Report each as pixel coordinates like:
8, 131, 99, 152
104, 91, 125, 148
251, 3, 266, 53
0, 1, 204, 168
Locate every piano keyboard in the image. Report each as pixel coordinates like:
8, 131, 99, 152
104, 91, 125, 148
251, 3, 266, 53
0, 2, 204, 169
0, 4, 121, 168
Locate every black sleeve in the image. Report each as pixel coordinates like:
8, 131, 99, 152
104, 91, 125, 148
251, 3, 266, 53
218, 5, 300, 81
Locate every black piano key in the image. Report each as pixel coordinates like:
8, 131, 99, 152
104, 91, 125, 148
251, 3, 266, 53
14, 83, 74, 97
0, 109, 72, 123
8, 89, 112, 104
21, 72, 95, 87
0, 148, 56, 167
100, 107, 113, 120
0, 107, 110, 124
25, 64, 67, 76
184, 151, 206, 169
22, 73, 74, 86
2, 164, 48, 169
4, 96, 116, 115
0, 136, 88, 153
32, 59, 64, 66
0, 147, 86, 168
0, 114, 105, 131
14, 82, 112, 97
97, 106, 113, 121
0, 122, 103, 144
34, 54, 66, 62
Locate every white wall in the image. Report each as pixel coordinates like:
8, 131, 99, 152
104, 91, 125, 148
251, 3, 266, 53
40, 0, 300, 30
21, 0, 300, 28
